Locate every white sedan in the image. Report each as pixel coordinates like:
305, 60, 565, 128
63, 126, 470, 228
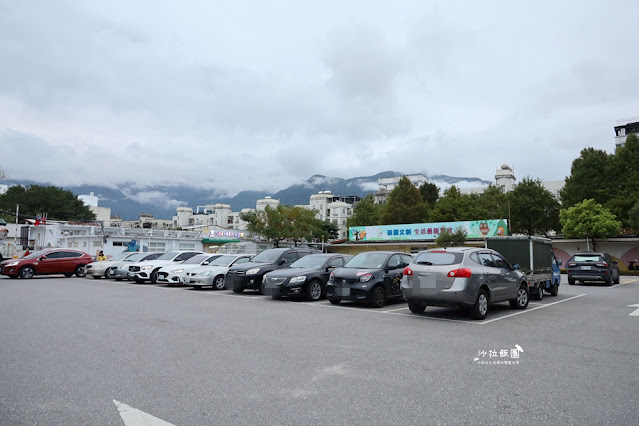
155, 254, 223, 286
184, 254, 254, 290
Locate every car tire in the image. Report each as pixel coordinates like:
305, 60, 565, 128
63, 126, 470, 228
614, 273, 620, 284
509, 284, 529, 310
535, 287, 543, 301
408, 301, 426, 313
213, 275, 226, 290
105, 269, 113, 279
568, 277, 575, 285
549, 283, 559, 297
306, 280, 323, 301
471, 288, 489, 320
64, 272, 73, 277
150, 270, 159, 284
74, 265, 86, 278
19, 266, 35, 279
605, 277, 612, 286
369, 286, 386, 308
328, 298, 341, 305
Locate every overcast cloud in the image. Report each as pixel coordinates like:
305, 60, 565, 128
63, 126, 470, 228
1, 0, 638, 197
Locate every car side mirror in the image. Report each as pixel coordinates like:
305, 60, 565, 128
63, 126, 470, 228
39, 256, 45, 260
279, 259, 286, 265
202, 261, 209, 265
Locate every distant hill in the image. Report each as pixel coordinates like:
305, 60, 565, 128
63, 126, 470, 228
1, 172, 491, 220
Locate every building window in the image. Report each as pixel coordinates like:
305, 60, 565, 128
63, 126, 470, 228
113, 241, 124, 246
93, 241, 101, 247
149, 242, 165, 251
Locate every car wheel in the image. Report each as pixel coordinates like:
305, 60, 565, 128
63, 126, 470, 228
605, 277, 612, 286
64, 272, 73, 277
549, 283, 559, 297
328, 298, 341, 305
614, 273, 620, 284
213, 275, 226, 290
509, 284, 529, 310
19, 266, 35, 279
105, 268, 113, 279
408, 301, 426, 313
150, 270, 159, 284
568, 277, 575, 285
306, 280, 323, 301
471, 289, 489, 320
369, 286, 386, 308
535, 287, 544, 301
74, 265, 86, 278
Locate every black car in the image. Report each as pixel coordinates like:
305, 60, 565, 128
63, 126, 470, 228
566, 252, 620, 286
226, 247, 320, 293
263, 253, 354, 301
326, 251, 413, 308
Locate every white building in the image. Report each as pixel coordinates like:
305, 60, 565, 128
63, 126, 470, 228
459, 164, 564, 199
256, 196, 280, 211
614, 117, 639, 148
78, 192, 112, 227
307, 191, 358, 239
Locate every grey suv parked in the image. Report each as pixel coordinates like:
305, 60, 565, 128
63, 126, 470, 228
226, 247, 320, 293
566, 252, 620, 286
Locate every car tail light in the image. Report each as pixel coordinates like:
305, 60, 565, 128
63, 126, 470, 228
403, 267, 413, 276
568, 263, 576, 267
447, 268, 472, 278
596, 262, 607, 267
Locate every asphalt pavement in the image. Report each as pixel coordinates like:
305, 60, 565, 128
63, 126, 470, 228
1, 274, 638, 425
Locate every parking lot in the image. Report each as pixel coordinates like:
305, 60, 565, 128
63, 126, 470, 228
1, 274, 638, 425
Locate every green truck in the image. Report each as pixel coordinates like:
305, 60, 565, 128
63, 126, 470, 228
485, 236, 558, 300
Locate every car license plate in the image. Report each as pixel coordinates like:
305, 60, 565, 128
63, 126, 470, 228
336, 287, 350, 297
581, 266, 592, 270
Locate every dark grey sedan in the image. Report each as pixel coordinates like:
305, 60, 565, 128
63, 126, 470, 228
401, 247, 529, 320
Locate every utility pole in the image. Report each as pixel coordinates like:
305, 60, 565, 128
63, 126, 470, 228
14, 204, 18, 256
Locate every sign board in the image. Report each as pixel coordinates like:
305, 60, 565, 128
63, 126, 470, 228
348, 219, 508, 242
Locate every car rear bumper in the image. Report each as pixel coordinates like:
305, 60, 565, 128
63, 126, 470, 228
568, 273, 609, 282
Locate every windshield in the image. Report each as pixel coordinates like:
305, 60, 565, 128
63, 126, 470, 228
157, 251, 180, 261
110, 252, 131, 262
290, 255, 327, 269
345, 253, 389, 269
25, 250, 48, 259
250, 250, 283, 263
209, 255, 240, 266
183, 254, 210, 265
414, 252, 463, 265
574, 255, 603, 262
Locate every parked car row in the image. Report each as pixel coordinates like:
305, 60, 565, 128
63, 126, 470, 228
0, 246, 623, 320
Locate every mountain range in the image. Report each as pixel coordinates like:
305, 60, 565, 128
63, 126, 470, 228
2, 172, 492, 221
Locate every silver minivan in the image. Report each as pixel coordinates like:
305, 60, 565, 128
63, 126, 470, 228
401, 247, 529, 320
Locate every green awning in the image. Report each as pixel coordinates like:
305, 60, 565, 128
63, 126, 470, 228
202, 239, 241, 244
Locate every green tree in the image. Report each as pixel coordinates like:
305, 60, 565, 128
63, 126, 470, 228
0, 185, 96, 222
560, 148, 610, 208
508, 177, 560, 235
604, 134, 639, 228
434, 226, 467, 247
560, 199, 622, 250
320, 220, 340, 240
430, 185, 488, 222
477, 185, 509, 219
346, 194, 381, 227
240, 204, 326, 247
380, 176, 429, 225
418, 182, 439, 209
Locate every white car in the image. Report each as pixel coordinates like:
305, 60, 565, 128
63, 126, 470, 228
184, 254, 254, 290
107, 252, 164, 281
156, 253, 223, 286
128, 251, 204, 284
85, 252, 138, 279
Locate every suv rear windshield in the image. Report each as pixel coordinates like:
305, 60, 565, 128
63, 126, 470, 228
573, 255, 603, 262
414, 252, 463, 265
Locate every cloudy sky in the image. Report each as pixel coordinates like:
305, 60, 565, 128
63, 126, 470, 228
1, 0, 638, 198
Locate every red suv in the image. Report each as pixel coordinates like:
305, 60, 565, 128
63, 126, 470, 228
0, 249, 93, 279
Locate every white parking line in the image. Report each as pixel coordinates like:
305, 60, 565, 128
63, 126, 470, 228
109, 281, 587, 324
479, 294, 586, 324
